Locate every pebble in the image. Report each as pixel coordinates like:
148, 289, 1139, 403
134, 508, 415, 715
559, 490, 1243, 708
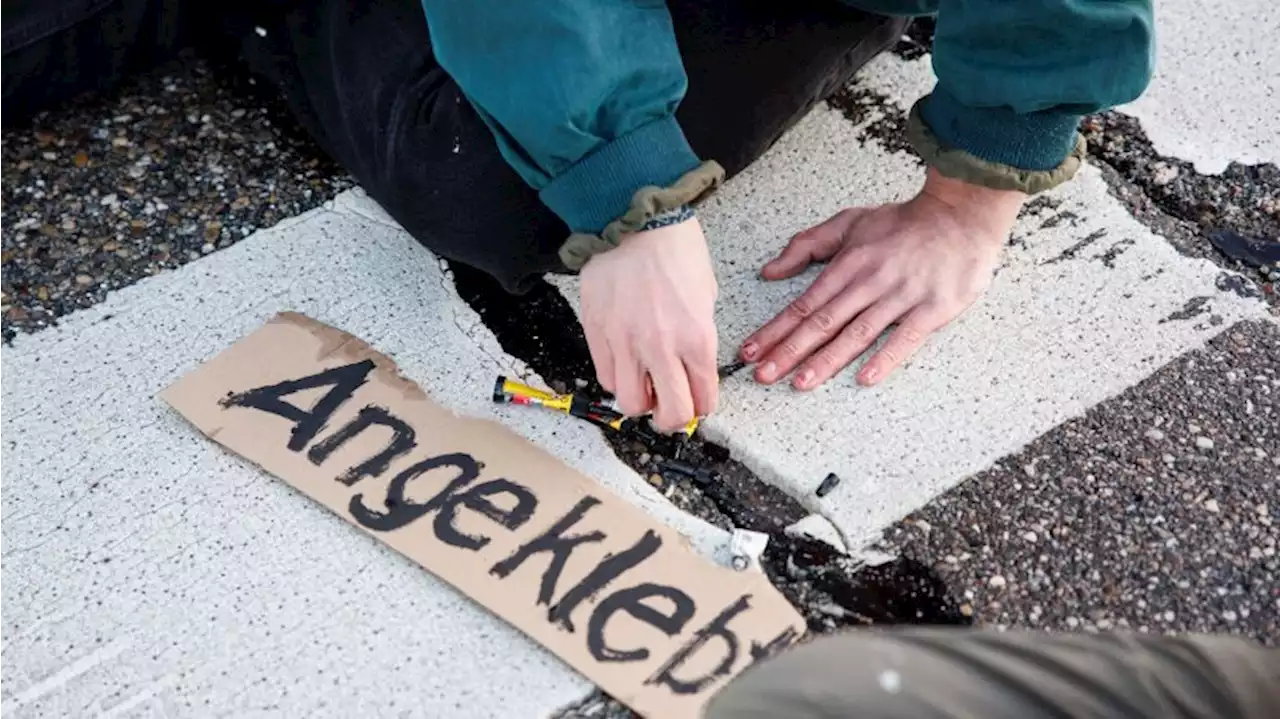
1150, 162, 1179, 186
1222, 609, 1238, 623
1195, 437, 1215, 450
1, 57, 354, 341
1022, 531, 1038, 543
1204, 498, 1221, 513
637, 452, 651, 466
988, 575, 1008, 589
74, 274, 93, 286
1144, 428, 1166, 441
646, 474, 663, 489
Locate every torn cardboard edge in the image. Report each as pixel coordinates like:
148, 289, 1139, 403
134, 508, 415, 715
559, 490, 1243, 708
160, 311, 806, 719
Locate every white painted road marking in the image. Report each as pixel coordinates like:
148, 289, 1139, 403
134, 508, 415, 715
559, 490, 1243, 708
1, 191, 728, 718
552, 52, 1272, 547
1117, 0, 1280, 172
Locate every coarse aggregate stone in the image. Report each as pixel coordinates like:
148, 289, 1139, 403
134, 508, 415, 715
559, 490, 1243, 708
878, 319, 1280, 644
1, 52, 352, 341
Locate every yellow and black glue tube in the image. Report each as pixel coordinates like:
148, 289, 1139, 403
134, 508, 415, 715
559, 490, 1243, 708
493, 376, 698, 437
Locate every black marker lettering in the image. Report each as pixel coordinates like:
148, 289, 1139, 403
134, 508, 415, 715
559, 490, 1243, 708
490, 497, 606, 610
433, 479, 537, 551
587, 583, 695, 662
307, 405, 417, 486
349, 452, 479, 532
548, 530, 663, 631
646, 594, 752, 695
750, 626, 802, 663
221, 359, 374, 452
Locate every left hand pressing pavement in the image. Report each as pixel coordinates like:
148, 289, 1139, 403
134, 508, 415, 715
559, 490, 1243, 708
740, 167, 1027, 390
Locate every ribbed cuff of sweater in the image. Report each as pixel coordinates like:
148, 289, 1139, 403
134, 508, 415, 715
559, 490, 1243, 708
909, 91, 1087, 195
539, 116, 701, 234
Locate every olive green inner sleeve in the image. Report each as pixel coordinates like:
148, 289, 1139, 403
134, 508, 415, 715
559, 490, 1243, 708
906, 99, 1087, 195
558, 160, 725, 271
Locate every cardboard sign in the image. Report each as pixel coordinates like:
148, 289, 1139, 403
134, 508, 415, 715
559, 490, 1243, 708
161, 312, 806, 718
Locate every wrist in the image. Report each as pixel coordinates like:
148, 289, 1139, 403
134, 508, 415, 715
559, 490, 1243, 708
920, 166, 1026, 232
637, 204, 695, 233
618, 212, 701, 250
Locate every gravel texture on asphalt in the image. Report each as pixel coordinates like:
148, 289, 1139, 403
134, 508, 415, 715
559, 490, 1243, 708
1, 52, 352, 342
878, 318, 1280, 644
1082, 113, 1280, 303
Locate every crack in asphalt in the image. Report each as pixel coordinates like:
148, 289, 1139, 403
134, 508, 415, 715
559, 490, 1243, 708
449, 260, 968, 718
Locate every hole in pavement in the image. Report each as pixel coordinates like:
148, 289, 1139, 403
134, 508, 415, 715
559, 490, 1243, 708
449, 261, 968, 636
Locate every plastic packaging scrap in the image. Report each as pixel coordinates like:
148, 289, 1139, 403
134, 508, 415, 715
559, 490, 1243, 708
1207, 229, 1280, 269
728, 528, 770, 572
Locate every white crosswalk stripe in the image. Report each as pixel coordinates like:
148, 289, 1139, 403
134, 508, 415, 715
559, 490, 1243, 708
2, 191, 727, 718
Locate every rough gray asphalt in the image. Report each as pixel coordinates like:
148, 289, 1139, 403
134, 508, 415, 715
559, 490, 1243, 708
879, 319, 1279, 644
1, 52, 353, 342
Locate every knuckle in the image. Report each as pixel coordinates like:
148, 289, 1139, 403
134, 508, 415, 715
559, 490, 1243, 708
813, 347, 841, 373
879, 346, 901, 365
617, 392, 650, 417
898, 325, 925, 347
847, 320, 874, 342
786, 297, 814, 320
685, 330, 718, 358
778, 340, 803, 360
805, 310, 837, 333
865, 266, 900, 290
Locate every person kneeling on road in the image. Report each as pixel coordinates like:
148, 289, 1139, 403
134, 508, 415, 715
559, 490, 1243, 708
412, 0, 1155, 432
3, 0, 1153, 431
704, 626, 1278, 719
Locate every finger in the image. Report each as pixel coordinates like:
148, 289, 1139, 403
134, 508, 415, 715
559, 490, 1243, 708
646, 353, 696, 432
584, 325, 615, 394
684, 355, 720, 417
855, 308, 946, 387
792, 297, 914, 390
741, 248, 871, 366
761, 209, 862, 281
613, 349, 654, 416
753, 276, 885, 385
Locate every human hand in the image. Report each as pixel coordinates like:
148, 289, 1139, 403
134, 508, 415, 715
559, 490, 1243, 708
579, 218, 719, 431
740, 167, 1026, 390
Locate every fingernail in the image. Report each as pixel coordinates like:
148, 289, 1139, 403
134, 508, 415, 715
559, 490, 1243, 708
758, 361, 776, 382
796, 369, 814, 388
742, 342, 758, 360
860, 366, 879, 385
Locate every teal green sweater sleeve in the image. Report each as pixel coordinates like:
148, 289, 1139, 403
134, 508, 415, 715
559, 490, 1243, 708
923, 0, 1154, 173
850, 0, 1153, 178
419, 0, 701, 233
